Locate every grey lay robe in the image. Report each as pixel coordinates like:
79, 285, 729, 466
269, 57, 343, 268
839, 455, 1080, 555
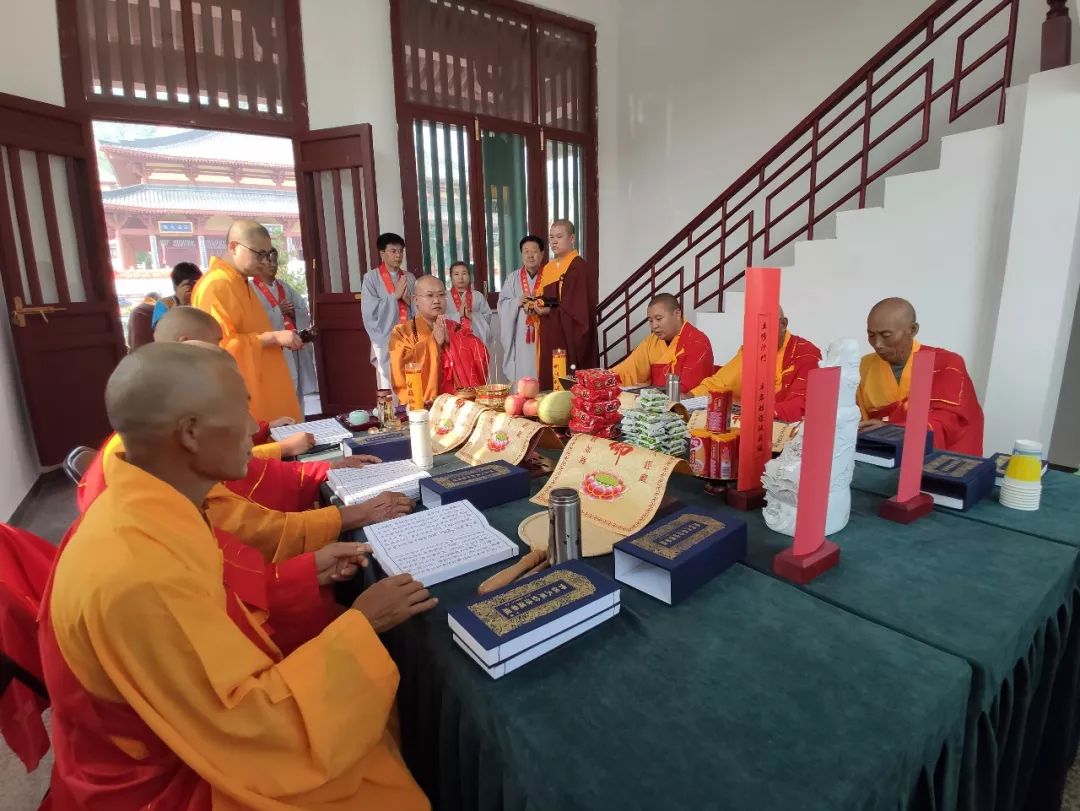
445, 287, 492, 348
249, 278, 318, 409
360, 266, 416, 389
497, 266, 542, 383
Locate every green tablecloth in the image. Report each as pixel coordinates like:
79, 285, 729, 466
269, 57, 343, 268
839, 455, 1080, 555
341, 454, 1080, 810
849, 463, 1080, 808
851, 465, 1080, 547
348, 459, 971, 811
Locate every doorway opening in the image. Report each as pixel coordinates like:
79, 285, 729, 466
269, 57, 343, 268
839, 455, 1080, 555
92, 121, 321, 415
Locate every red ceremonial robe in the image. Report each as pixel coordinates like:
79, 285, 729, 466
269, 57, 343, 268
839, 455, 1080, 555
0, 525, 54, 772
537, 255, 599, 389
223, 457, 331, 513
857, 343, 985, 455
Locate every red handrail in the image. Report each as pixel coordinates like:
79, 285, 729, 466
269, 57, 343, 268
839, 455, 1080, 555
597, 0, 1020, 366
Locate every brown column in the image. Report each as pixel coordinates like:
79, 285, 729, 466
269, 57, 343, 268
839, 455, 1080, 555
1041, 0, 1073, 71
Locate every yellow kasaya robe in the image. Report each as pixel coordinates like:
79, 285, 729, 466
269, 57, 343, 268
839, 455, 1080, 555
45, 457, 429, 810
192, 257, 302, 423
84, 434, 340, 563
388, 316, 489, 405
252, 441, 283, 460
611, 321, 715, 391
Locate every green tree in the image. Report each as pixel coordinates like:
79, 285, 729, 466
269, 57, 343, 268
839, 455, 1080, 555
271, 232, 308, 297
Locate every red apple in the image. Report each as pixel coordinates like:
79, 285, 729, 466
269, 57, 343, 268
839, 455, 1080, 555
516, 376, 540, 399
504, 395, 527, 416
522, 398, 540, 418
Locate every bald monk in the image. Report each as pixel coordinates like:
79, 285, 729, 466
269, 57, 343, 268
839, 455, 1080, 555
41, 344, 432, 809
535, 219, 599, 389
858, 297, 984, 454
154, 305, 312, 460
612, 294, 714, 391
152, 306, 384, 512
690, 308, 822, 421
389, 275, 490, 406
192, 219, 303, 422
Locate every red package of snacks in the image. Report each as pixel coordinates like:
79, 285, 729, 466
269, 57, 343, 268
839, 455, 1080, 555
570, 419, 620, 439
574, 369, 619, 390
572, 397, 621, 416
570, 384, 620, 402
569, 409, 621, 430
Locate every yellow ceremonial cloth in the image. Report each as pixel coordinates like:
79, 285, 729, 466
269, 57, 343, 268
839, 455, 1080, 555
389, 317, 440, 405
856, 340, 922, 415
691, 332, 792, 396
192, 257, 302, 422
50, 456, 428, 810
612, 323, 685, 385
100, 434, 339, 563
252, 441, 283, 460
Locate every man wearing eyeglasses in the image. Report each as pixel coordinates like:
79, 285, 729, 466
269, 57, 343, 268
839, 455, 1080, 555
193, 220, 303, 422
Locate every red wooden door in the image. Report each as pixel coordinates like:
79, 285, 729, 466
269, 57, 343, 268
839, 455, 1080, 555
0, 93, 126, 465
294, 125, 381, 416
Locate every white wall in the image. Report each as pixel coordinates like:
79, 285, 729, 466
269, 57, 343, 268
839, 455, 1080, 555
607, 0, 1078, 296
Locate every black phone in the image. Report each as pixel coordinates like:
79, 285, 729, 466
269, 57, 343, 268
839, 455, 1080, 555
297, 327, 317, 343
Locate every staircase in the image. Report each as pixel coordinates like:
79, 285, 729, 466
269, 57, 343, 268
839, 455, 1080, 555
596, 0, 1023, 367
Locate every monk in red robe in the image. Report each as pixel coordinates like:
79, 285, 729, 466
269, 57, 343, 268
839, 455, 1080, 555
389, 274, 489, 406
691, 309, 821, 421
535, 219, 599, 388
612, 293, 714, 390
857, 297, 984, 454
41, 343, 433, 809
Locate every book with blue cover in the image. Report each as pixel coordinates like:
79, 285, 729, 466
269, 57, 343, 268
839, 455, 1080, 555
341, 431, 411, 462
920, 451, 996, 511
448, 559, 620, 679
854, 424, 935, 468
990, 452, 1048, 486
613, 507, 747, 604
420, 461, 530, 510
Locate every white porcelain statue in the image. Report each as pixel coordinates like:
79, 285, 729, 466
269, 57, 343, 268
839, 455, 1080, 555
762, 337, 861, 536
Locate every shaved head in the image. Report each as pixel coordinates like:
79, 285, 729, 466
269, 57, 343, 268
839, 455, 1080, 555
106, 343, 255, 483
154, 305, 222, 345
867, 297, 919, 365
646, 294, 684, 343
413, 274, 447, 321
226, 219, 271, 245
777, 305, 788, 349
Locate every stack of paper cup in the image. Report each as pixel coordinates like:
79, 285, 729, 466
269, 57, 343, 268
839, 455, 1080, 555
999, 439, 1043, 511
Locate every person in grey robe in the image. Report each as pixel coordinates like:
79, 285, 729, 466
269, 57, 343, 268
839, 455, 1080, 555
249, 264, 318, 411
361, 232, 415, 389
444, 260, 493, 348
497, 235, 546, 383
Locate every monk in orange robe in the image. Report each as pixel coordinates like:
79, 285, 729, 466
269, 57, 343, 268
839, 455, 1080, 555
857, 297, 984, 454
612, 293, 714, 391
535, 219, 599, 389
41, 344, 433, 810
389, 274, 489, 406
690, 308, 822, 421
155, 305, 315, 459
192, 219, 303, 423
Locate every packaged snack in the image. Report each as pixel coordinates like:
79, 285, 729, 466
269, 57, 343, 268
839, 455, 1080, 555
575, 369, 619, 390
570, 384, 621, 402
572, 397, 621, 417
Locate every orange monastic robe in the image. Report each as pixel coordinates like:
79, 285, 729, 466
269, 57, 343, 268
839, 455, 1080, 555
42, 457, 428, 811
690, 332, 822, 422
79, 434, 341, 563
193, 257, 302, 422
612, 321, 714, 391
388, 316, 489, 405
251, 420, 284, 460
856, 341, 985, 455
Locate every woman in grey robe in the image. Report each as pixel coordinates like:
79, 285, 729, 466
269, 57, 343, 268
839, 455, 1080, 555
250, 270, 318, 411
444, 261, 492, 348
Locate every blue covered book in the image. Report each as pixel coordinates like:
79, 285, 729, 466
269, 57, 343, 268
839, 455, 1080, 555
854, 424, 935, 468
613, 507, 747, 604
448, 559, 620, 679
341, 431, 411, 462
419, 461, 529, 510
920, 451, 996, 511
